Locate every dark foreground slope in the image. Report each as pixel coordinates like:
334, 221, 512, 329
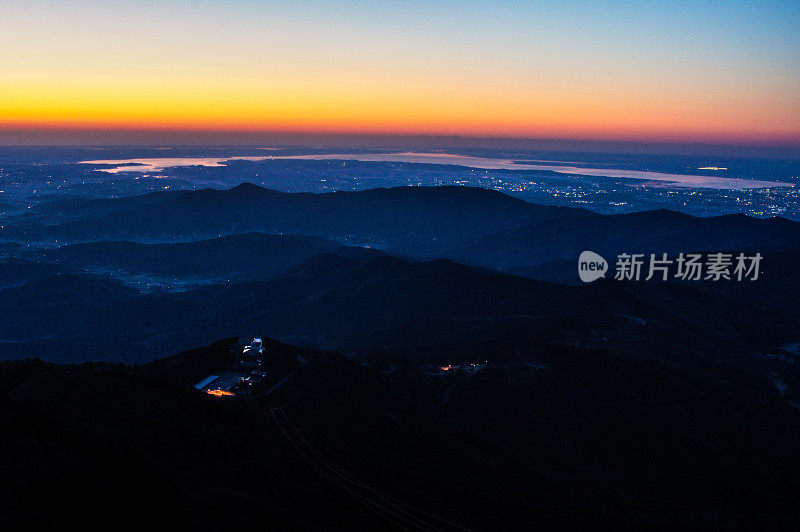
3, 337, 800, 529
0, 354, 392, 530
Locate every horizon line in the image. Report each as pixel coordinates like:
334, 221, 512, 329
1, 128, 799, 158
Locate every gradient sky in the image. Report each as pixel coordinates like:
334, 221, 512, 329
1, 0, 799, 145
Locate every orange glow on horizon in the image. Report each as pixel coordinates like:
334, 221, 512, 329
2, 76, 798, 145
1, 1, 798, 147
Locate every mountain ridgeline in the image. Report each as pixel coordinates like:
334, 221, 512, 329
7, 183, 800, 280
1, 247, 799, 364
1, 183, 799, 362
3, 182, 800, 528
30, 232, 382, 282
6, 183, 582, 245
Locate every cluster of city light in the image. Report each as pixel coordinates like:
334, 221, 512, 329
206, 389, 234, 397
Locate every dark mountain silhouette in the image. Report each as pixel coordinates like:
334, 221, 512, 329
0, 258, 69, 289
0, 346, 399, 530
450, 209, 800, 274
31, 232, 382, 282
2, 184, 588, 249
35, 189, 178, 222
5, 184, 799, 279
4, 183, 800, 529
3, 336, 800, 529
0, 273, 138, 343
1, 251, 797, 363
0, 256, 601, 361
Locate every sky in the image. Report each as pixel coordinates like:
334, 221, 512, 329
1, 0, 799, 147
